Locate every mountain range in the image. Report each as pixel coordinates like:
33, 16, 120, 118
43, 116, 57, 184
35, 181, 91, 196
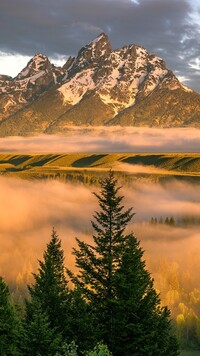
0, 33, 200, 136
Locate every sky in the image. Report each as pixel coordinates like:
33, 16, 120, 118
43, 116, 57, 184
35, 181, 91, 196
0, 0, 200, 92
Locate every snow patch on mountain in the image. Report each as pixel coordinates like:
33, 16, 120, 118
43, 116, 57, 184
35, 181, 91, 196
0, 33, 196, 127
144, 56, 168, 95
90, 34, 108, 57
181, 84, 193, 93
4, 97, 16, 111
59, 69, 95, 105
99, 93, 126, 115
34, 54, 48, 70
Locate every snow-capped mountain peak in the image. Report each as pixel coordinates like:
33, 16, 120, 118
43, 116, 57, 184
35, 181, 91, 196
79, 32, 111, 59
0, 53, 66, 118
0, 33, 199, 135
15, 53, 52, 80
57, 35, 194, 120
71, 32, 111, 72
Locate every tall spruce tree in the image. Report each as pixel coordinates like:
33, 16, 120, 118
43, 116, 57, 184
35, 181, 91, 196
22, 297, 62, 355
113, 234, 179, 355
0, 276, 21, 355
26, 228, 71, 340
69, 171, 179, 355
68, 171, 134, 350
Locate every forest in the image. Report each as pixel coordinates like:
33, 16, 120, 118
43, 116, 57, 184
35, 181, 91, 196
0, 172, 181, 355
0, 169, 199, 355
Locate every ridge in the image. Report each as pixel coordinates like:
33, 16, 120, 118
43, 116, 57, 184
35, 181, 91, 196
0, 33, 199, 135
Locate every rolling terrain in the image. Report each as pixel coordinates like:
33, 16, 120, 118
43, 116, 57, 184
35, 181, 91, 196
0, 152, 199, 183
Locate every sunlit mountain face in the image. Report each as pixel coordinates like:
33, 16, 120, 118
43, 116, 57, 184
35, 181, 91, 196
0, 33, 199, 136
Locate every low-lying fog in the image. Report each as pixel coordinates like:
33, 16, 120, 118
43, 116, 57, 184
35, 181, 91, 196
0, 127, 200, 153
0, 177, 199, 291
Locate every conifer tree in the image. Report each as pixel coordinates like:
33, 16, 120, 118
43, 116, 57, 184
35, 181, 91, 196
0, 276, 21, 355
68, 171, 179, 355
113, 234, 179, 355
169, 216, 175, 226
165, 217, 170, 225
27, 228, 71, 340
68, 171, 134, 350
22, 297, 62, 355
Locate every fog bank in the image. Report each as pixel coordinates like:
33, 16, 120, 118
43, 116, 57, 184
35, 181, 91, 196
0, 177, 199, 285
0, 127, 199, 153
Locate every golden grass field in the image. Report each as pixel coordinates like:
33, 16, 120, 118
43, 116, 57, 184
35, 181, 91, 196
0, 153, 199, 183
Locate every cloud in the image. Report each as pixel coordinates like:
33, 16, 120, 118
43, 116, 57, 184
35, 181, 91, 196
0, 178, 96, 282
189, 57, 200, 70
175, 71, 191, 84
0, 52, 32, 78
71, 22, 103, 34
0, 0, 199, 91
0, 127, 199, 153
114, 163, 168, 175
124, 180, 200, 222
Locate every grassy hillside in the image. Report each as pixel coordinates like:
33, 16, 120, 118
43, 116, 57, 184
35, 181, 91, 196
0, 153, 199, 184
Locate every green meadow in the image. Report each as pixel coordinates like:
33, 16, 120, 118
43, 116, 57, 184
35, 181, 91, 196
0, 152, 199, 183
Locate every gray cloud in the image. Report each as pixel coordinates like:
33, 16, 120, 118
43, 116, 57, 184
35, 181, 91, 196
0, 0, 200, 91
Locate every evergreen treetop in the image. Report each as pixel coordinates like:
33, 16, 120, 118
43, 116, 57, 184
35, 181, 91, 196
27, 228, 70, 338
69, 171, 134, 298
68, 171, 179, 355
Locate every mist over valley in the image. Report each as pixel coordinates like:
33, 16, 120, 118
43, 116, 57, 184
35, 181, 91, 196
0, 127, 199, 153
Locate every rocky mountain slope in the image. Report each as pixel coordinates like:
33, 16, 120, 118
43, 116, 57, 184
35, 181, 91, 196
0, 33, 199, 136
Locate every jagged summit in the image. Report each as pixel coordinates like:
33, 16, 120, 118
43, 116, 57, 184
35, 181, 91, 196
0, 53, 66, 119
79, 32, 111, 57
0, 33, 199, 135
93, 32, 110, 42
15, 53, 52, 80
71, 32, 112, 74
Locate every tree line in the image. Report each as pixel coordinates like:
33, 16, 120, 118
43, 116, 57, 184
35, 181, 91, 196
0, 172, 179, 355
150, 216, 175, 225
150, 216, 200, 227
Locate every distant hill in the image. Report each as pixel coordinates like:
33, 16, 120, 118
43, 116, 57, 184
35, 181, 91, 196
0, 33, 200, 136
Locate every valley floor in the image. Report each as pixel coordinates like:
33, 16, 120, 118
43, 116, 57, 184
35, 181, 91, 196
0, 152, 199, 183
